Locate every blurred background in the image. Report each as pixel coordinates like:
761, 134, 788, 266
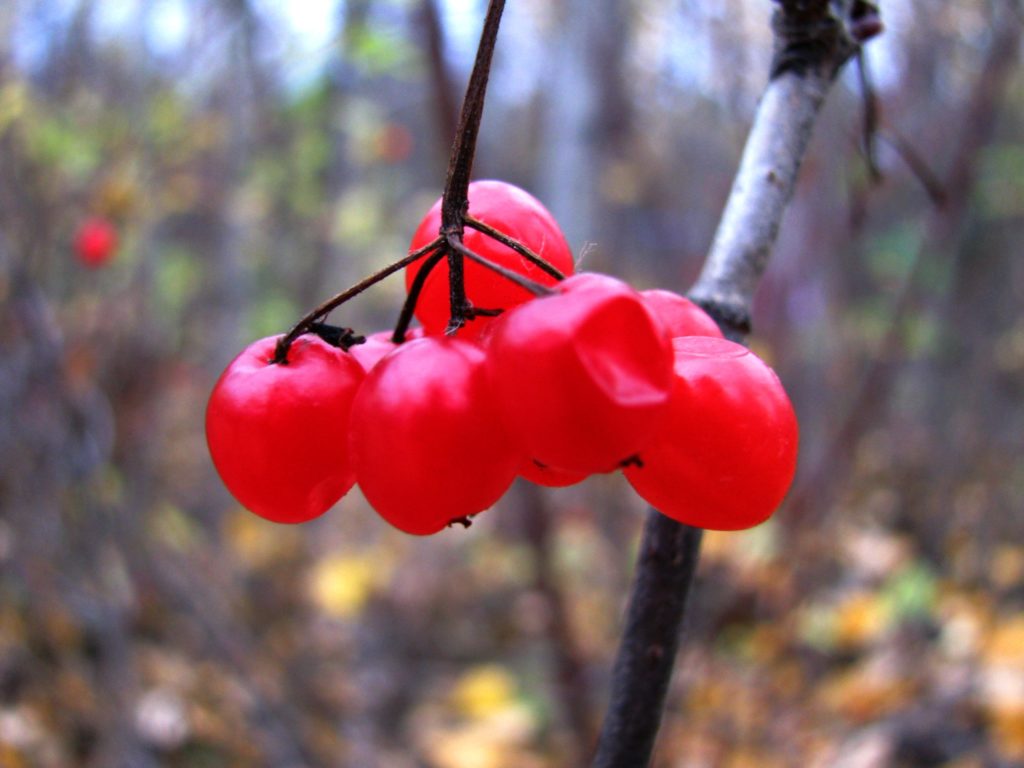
1, 1, 1023, 766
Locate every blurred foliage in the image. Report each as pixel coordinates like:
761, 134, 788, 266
1, 0, 1023, 766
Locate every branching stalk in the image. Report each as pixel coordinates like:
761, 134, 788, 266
447, 236, 552, 297
438, 0, 507, 332
392, 248, 447, 344
465, 214, 566, 280
276, 1, 513, 353
272, 238, 441, 363
439, 0, 505, 229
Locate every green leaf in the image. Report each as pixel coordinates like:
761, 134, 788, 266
880, 563, 937, 622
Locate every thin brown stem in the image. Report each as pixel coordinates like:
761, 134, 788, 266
273, 237, 441, 363
856, 50, 882, 183
438, 0, 507, 330
392, 248, 447, 343
445, 249, 471, 334
465, 214, 567, 280
467, 307, 503, 317
446, 236, 553, 297
439, 0, 505, 227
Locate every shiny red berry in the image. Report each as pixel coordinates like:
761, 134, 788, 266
641, 289, 723, 338
405, 180, 574, 338
205, 335, 364, 524
486, 272, 674, 474
624, 337, 798, 530
349, 337, 520, 535
349, 328, 423, 372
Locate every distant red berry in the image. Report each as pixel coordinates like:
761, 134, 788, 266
406, 180, 574, 338
625, 337, 798, 530
205, 335, 364, 524
74, 217, 119, 268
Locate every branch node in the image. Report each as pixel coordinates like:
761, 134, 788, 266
308, 323, 365, 351
689, 296, 753, 338
770, 0, 874, 79
620, 454, 644, 469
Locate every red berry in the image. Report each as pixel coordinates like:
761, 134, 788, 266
624, 337, 798, 530
641, 289, 723, 338
405, 180, 574, 338
349, 327, 423, 372
205, 335, 364, 524
349, 337, 520, 535
74, 216, 118, 268
486, 272, 674, 474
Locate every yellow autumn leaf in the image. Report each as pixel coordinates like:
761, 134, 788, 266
989, 703, 1024, 762
991, 547, 1024, 590
701, 524, 779, 573
423, 707, 538, 768
224, 509, 299, 568
686, 678, 735, 716
725, 749, 787, 768
424, 728, 504, 768
986, 616, 1024, 666
451, 665, 518, 720
833, 592, 891, 649
308, 554, 376, 619
981, 614, 1024, 760
701, 529, 734, 561
817, 659, 915, 722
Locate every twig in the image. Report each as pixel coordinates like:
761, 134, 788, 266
392, 248, 447, 343
279, 1, 543, 345
856, 50, 882, 183
447, 236, 552, 297
273, 237, 441, 363
438, 0, 507, 332
852, 45, 947, 207
465, 214, 567, 280
592, 3, 868, 766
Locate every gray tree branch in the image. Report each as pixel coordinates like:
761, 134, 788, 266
688, 72, 833, 332
591, 3, 872, 766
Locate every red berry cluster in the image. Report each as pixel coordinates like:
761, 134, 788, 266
206, 181, 798, 534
